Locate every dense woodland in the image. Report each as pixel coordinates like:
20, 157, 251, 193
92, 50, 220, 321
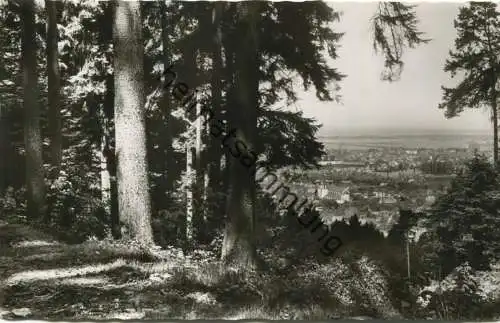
0, 0, 499, 320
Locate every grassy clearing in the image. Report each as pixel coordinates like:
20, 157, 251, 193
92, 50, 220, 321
0, 221, 403, 320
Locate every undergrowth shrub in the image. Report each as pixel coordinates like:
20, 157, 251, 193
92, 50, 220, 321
198, 187, 228, 244
152, 206, 185, 247
46, 164, 109, 243
417, 263, 486, 319
0, 186, 26, 220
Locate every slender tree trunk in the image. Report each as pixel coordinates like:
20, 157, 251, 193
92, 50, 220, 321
195, 97, 204, 222
203, 151, 209, 220
492, 92, 498, 165
182, 47, 196, 244
103, 74, 119, 238
0, 105, 7, 195
186, 142, 194, 244
183, 47, 204, 242
160, 1, 174, 197
221, 2, 260, 270
22, 0, 46, 221
47, 0, 62, 170
100, 135, 110, 213
113, 0, 153, 245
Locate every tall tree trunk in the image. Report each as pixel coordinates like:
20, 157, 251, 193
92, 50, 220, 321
206, 2, 224, 221
101, 2, 120, 239
492, 92, 498, 165
22, 0, 46, 221
186, 143, 194, 244
0, 105, 7, 195
195, 99, 206, 236
46, 0, 62, 170
218, 34, 236, 224
103, 74, 120, 239
183, 47, 204, 242
113, 0, 153, 245
183, 47, 195, 245
202, 149, 209, 224
221, 2, 260, 270
160, 0, 174, 198
99, 135, 110, 213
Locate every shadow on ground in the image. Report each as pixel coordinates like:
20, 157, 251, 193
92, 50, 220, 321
0, 221, 401, 320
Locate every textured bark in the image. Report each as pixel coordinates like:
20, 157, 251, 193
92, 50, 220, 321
492, 93, 498, 165
186, 144, 194, 244
22, 0, 46, 220
195, 97, 203, 202
206, 2, 224, 218
202, 156, 209, 221
101, 3, 120, 239
113, 1, 153, 245
103, 74, 120, 239
221, 2, 260, 270
99, 137, 110, 212
46, 0, 62, 169
0, 106, 7, 195
218, 37, 235, 222
160, 1, 174, 196
183, 47, 203, 242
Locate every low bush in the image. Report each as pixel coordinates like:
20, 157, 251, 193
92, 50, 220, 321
46, 164, 109, 243
417, 263, 486, 319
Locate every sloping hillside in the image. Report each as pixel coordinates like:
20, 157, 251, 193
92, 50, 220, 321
0, 220, 403, 320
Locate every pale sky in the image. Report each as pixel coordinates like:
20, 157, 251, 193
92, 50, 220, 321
295, 2, 493, 135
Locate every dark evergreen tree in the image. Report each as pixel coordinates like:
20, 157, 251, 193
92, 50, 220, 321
371, 2, 430, 81
22, 0, 46, 220
426, 154, 500, 273
47, 0, 62, 171
439, 3, 500, 164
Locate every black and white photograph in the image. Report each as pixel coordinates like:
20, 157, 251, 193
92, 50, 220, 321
0, 0, 499, 320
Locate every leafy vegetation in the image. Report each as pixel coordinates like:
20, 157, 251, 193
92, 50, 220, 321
423, 154, 500, 273
0, 0, 499, 320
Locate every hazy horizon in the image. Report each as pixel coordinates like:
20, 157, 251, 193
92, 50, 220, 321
318, 125, 492, 137
318, 127, 492, 151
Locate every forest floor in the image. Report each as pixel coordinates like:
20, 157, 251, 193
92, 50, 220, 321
0, 219, 404, 320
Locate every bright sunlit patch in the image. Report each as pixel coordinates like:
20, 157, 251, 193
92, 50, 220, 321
185, 292, 217, 306
100, 310, 145, 320
12, 240, 61, 248
223, 305, 281, 320
59, 276, 109, 286
5, 259, 127, 286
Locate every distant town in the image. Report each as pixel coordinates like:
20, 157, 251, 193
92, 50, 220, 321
282, 142, 486, 236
